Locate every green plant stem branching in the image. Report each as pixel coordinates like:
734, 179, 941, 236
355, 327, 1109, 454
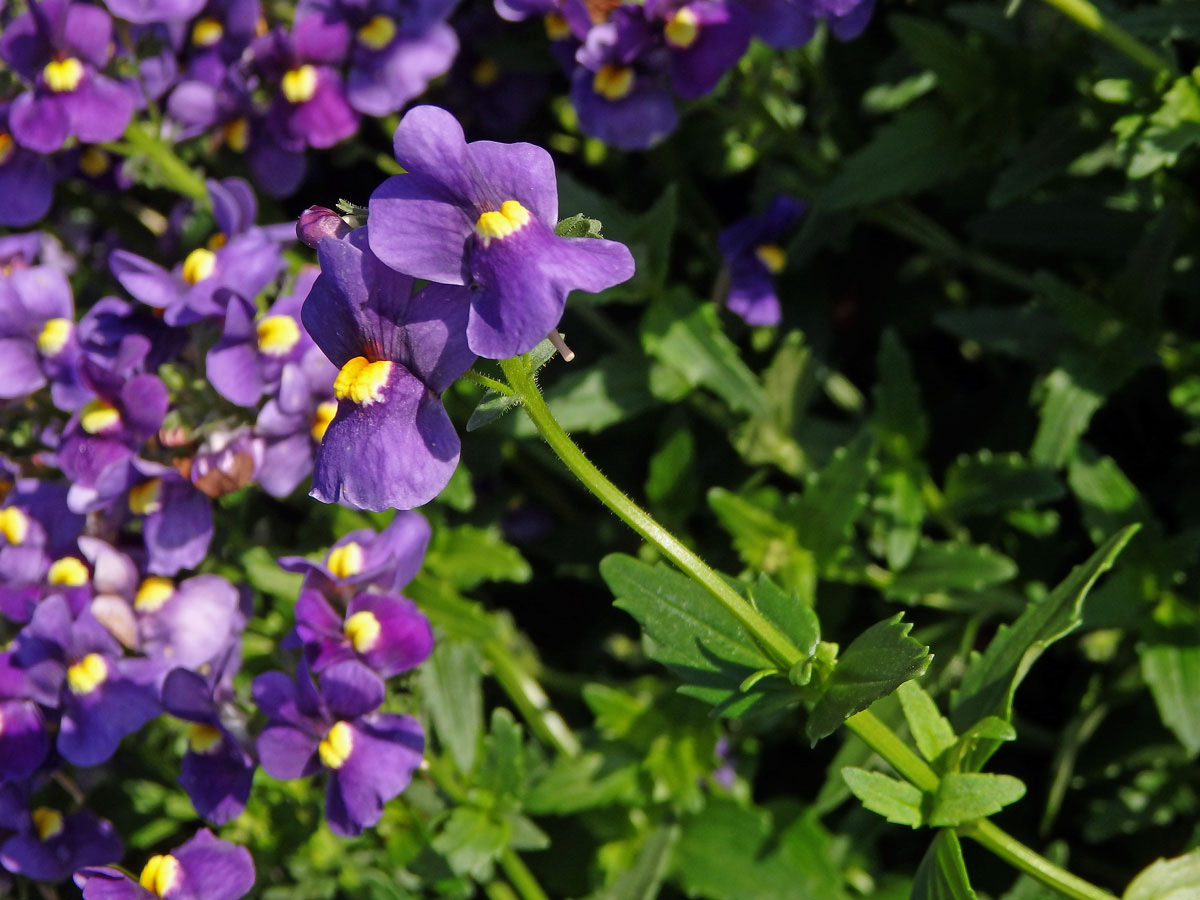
499, 352, 1119, 900
105, 123, 209, 204
1036, 0, 1173, 76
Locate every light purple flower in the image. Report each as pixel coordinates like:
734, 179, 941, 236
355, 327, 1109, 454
369, 105, 635, 358
294, 589, 434, 677
301, 226, 475, 510
0, 106, 58, 226
254, 661, 424, 836
0, 262, 87, 409
254, 344, 338, 498
76, 828, 255, 900
1, 808, 122, 883
278, 511, 431, 597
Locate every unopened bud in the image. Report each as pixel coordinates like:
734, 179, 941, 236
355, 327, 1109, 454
297, 206, 352, 248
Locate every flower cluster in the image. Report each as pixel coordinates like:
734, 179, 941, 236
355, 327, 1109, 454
301, 104, 635, 510
494, 0, 874, 148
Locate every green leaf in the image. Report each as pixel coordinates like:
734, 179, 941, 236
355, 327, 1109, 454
874, 330, 927, 458
419, 640, 483, 776
513, 351, 656, 436
911, 831, 977, 900
789, 430, 877, 571
989, 110, 1096, 207
431, 808, 507, 880
897, 681, 956, 764
555, 213, 605, 238
673, 798, 848, 900
641, 288, 769, 417
807, 614, 932, 742
733, 331, 818, 477
477, 708, 527, 800
240, 546, 303, 601
425, 525, 531, 590
646, 414, 698, 522
841, 767, 923, 827
1124, 849, 1200, 900
1139, 635, 1200, 757
600, 554, 796, 716
943, 452, 1064, 518
1030, 368, 1104, 469
889, 14, 994, 111
819, 105, 968, 209
749, 575, 820, 659
951, 525, 1140, 753
886, 541, 1018, 602
707, 488, 815, 597
590, 825, 679, 900
874, 466, 925, 570
465, 339, 559, 431
525, 752, 643, 814
928, 772, 1026, 826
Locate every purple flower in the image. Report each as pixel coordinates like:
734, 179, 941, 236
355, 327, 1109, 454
301, 226, 475, 510
278, 511, 431, 597
161, 664, 255, 824
254, 345, 339, 498
732, 0, 873, 47
369, 105, 635, 358
294, 589, 434, 677
0, 0, 136, 153
0, 262, 87, 409
254, 661, 424, 836
100, 0, 206, 25
718, 195, 804, 326
0, 107, 58, 226
0, 652, 50, 780
646, 0, 750, 99
0, 808, 122, 883
76, 828, 255, 900
297, 206, 352, 248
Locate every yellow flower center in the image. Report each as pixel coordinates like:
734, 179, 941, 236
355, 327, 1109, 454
192, 17, 224, 46
544, 12, 571, 39
67, 653, 108, 695
344, 610, 382, 653
135, 576, 175, 612
256, 314, 301, 356
80, 398, 121, 434
32, 808, 64, 841
311, 400, 338, 442
664, 7, 700, 47
139, 854, 183, 897
593, 64, 634, 100
48, 556, 89, 586
357, 15, 397, 49
318, 720, 354, 769
282, 65, 319, 104
755, 243, 786, 274
79, 146, 111, 177
474, 200, 532, 244
0, 507, 30, 545
128, 478, 164, 516
207, 232, 228, 251
471, 58, 500, 86
36, 317, 73, 356
225, 117, 249, 152
181, 248, 217, 285
0, 133, 14, 166
327, 541, 364, 579
187, 723, 223, 754
43, 57, 84, 93
333, 356, 393, 406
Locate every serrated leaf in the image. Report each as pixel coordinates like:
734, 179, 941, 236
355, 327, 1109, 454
750, 575, 820, 658
419, 640, 483, 775
555, 213, 605, 238
477, 708, 526, 799
641, 288, 769, 417
911, 831, 977, 900
819, 105, 968, 209
887, 541, 1018, 602
842, 767, 923, 827
951, 526, 1140, 759
897, 681, 956, 763
789, 430, 876, 571
1124, 849, 1200, 900
1139, 636, 1200, 757
425, 525, 531, 589
874, 466, 925, 570
513, 351, 655, 436
936, 305, 1073, 363
807, 614, 932, 742
600, 554, 796, 716
525, 752, 643, 814
466, 339, 559, 431
707, 488, 815, 597
591, 824, 679, 900
943, 452, 1064, 518
1030, 368, 1104, 469
431, 808, 507, 880
928, 772, 1026, 826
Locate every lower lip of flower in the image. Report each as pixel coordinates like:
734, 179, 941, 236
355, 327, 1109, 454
334, 356, 393, 406
187, 723, 224, 754
593, 64, 635, 100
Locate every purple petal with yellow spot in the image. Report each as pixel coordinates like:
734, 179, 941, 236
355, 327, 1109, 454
324, 713, 423, 836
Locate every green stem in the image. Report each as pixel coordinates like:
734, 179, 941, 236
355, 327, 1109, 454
499, 850, 552, 900
501, 352, 1120, 900
485, 637, 581, 757
112, 122, 209, 204
961, 820, 1118, 900
485, 880, 523, 900
1036, 0, 1173, 76
461, 370, 515, 395
497, 356, 804, 671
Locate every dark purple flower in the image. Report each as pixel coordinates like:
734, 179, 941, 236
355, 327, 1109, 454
646, 0, 750, 98
100, 0, 206, 25
301, 226, 475, 510
161, 664, 254, 824
369, 105, 634, 358
0, 262, 87, 410
278, 510, 431, 597
254, 661, 424, 836
76, 827, 255, 900
294, 589, 434, 677
0, 108, 58, 226
0, 0, 136, 153
717, 195, 804, 326
0, 652, 50, 780
0, 808, 122, 882
732, 0, 873, 47
130, 463, 216, 576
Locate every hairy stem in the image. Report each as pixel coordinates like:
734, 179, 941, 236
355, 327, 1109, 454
961, 820, 1118, 900
1036, 0, 1173, 75
110, 122, 209, 204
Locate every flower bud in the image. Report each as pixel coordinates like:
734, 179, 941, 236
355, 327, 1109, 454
297, 206, 352, 248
